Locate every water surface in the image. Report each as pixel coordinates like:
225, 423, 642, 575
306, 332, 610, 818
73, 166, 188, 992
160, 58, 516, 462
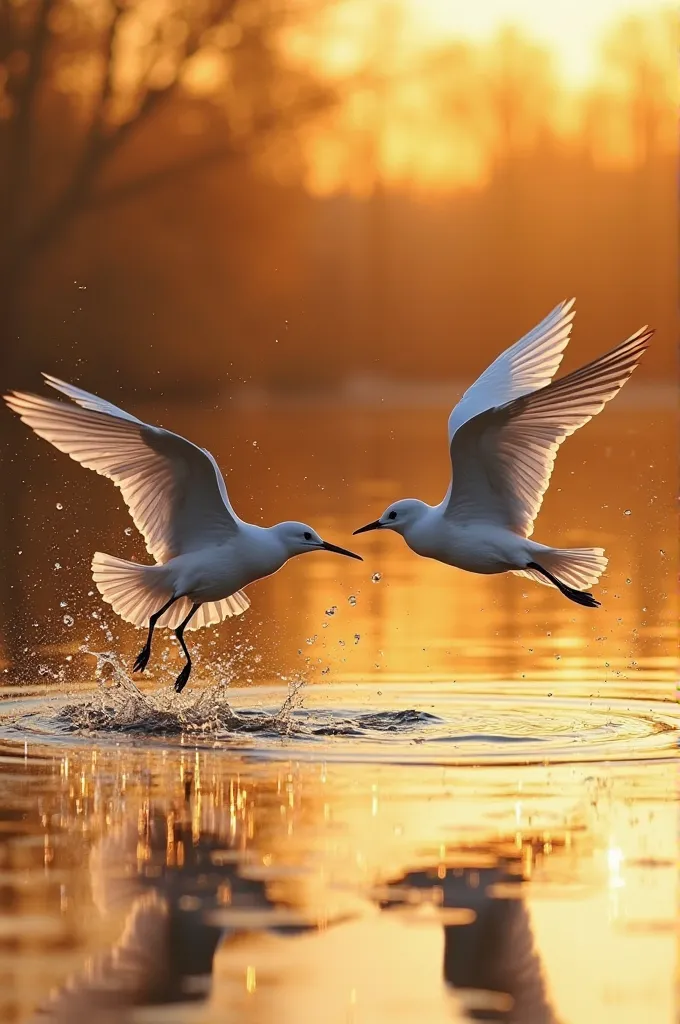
0, 393, 676, 1022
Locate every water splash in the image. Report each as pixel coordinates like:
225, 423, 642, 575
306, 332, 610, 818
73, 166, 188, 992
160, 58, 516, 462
53, 650, 306, 737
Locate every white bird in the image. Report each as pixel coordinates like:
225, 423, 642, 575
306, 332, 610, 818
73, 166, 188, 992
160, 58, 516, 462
354, 300, 653, 607
5, 376, 362, 692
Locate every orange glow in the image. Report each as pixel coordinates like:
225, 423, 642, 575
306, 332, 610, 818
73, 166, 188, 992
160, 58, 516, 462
8, 747, 674, 1022
284, 0, 677, 194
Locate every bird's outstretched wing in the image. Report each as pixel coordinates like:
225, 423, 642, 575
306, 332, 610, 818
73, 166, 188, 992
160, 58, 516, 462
4, 374, 240, 563
444, 327, 653, 536
447, 299, 576, 442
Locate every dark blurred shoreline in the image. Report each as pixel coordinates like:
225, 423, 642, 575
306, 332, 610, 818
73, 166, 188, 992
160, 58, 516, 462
224, 379, 678, 409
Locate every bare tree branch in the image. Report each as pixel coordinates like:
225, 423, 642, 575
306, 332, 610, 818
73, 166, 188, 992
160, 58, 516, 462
87, 0, 238, 172
87, 1, 126, 151
12, 0, 341, 271
21, 0, 241, 259
47, 1, 127, 217
5, 0, 56, 243
34, 91, 334, 220
0, 1, 16, 64
87, 140, 242, 208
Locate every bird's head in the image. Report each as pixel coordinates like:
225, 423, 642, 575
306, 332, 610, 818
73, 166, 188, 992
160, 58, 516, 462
353, 498, 429, 538
272, 522, 363, 561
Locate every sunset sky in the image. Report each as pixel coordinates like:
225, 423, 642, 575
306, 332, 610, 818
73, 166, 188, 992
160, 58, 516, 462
297, 0, 673, 84
283, 0, 675, 194
397, 0, 672, 85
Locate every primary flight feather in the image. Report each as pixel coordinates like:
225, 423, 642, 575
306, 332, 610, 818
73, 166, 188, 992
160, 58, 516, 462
5, 376, 362, 692
354, 300, 653, 606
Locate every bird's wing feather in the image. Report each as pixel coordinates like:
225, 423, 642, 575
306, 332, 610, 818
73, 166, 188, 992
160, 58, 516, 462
444, 327, 653, 536
5, 375, 239, 562
447, 299, 575, 443
42, 373, 147, 422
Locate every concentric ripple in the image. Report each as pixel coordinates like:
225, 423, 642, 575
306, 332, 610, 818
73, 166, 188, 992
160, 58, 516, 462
0, 669, 677, 766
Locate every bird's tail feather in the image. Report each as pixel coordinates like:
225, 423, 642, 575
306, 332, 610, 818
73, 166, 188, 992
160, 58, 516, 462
513, 547, 607, 591
91, 553, 250, 630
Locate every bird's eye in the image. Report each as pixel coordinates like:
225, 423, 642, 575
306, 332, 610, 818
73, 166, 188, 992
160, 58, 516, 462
388, 510, 397, 520
303, 531, 312, 540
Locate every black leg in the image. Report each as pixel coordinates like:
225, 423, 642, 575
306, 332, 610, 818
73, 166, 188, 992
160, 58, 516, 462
527, 561, 600, 608
133, 596, 178, 673
174, 603, 201, 694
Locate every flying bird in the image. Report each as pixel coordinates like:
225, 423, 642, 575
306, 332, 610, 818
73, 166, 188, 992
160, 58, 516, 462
5, 377, 362, 692
354, 300, 652, 607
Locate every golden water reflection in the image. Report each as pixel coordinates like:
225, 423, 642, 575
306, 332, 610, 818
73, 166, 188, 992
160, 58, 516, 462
0, 742, 673, 1023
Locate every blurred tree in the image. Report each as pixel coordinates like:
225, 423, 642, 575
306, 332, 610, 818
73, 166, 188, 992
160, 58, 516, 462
0, 0, 334, 384
598, 9, 677, 166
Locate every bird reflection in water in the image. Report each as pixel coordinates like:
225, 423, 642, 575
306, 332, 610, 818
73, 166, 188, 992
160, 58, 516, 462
30, 780, 560, 1024
380, 860, 560, 1023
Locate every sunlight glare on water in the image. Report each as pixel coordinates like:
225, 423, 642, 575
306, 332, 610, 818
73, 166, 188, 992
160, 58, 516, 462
0, 738, 674, 1023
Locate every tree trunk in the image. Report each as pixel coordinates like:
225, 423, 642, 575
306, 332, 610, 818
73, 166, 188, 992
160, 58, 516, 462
0, 259, 38, 676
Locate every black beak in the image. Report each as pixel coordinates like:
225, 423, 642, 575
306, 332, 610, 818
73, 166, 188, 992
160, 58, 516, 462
353, 520, 382, 535
321, 541, 363, 561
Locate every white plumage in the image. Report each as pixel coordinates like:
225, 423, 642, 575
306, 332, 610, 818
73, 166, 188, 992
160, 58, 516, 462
5, 377, 361, 692
354, 300, 653, 608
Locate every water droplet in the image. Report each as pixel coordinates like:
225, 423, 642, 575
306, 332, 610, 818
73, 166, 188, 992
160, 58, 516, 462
63, 615, 74, 627
325, 606, 337, 617
321, 667, 330, 675
659, 549, 666, 557
623, 509, 631, 516
91, 611, 100, 620
305, 635, 317, 645
371, 572, 382, 583
252, 441, 258, 447
124, 526, 132, 536
55, 502, 63, 510
87, 590, 94, 597
54, 562, 61, 570
625, 578, 631, 584
338, 639, 345, 646
354, 633, 361, 645
59, 601, 67, 608
555, 655, 561, 661
548, 692, 553, 697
